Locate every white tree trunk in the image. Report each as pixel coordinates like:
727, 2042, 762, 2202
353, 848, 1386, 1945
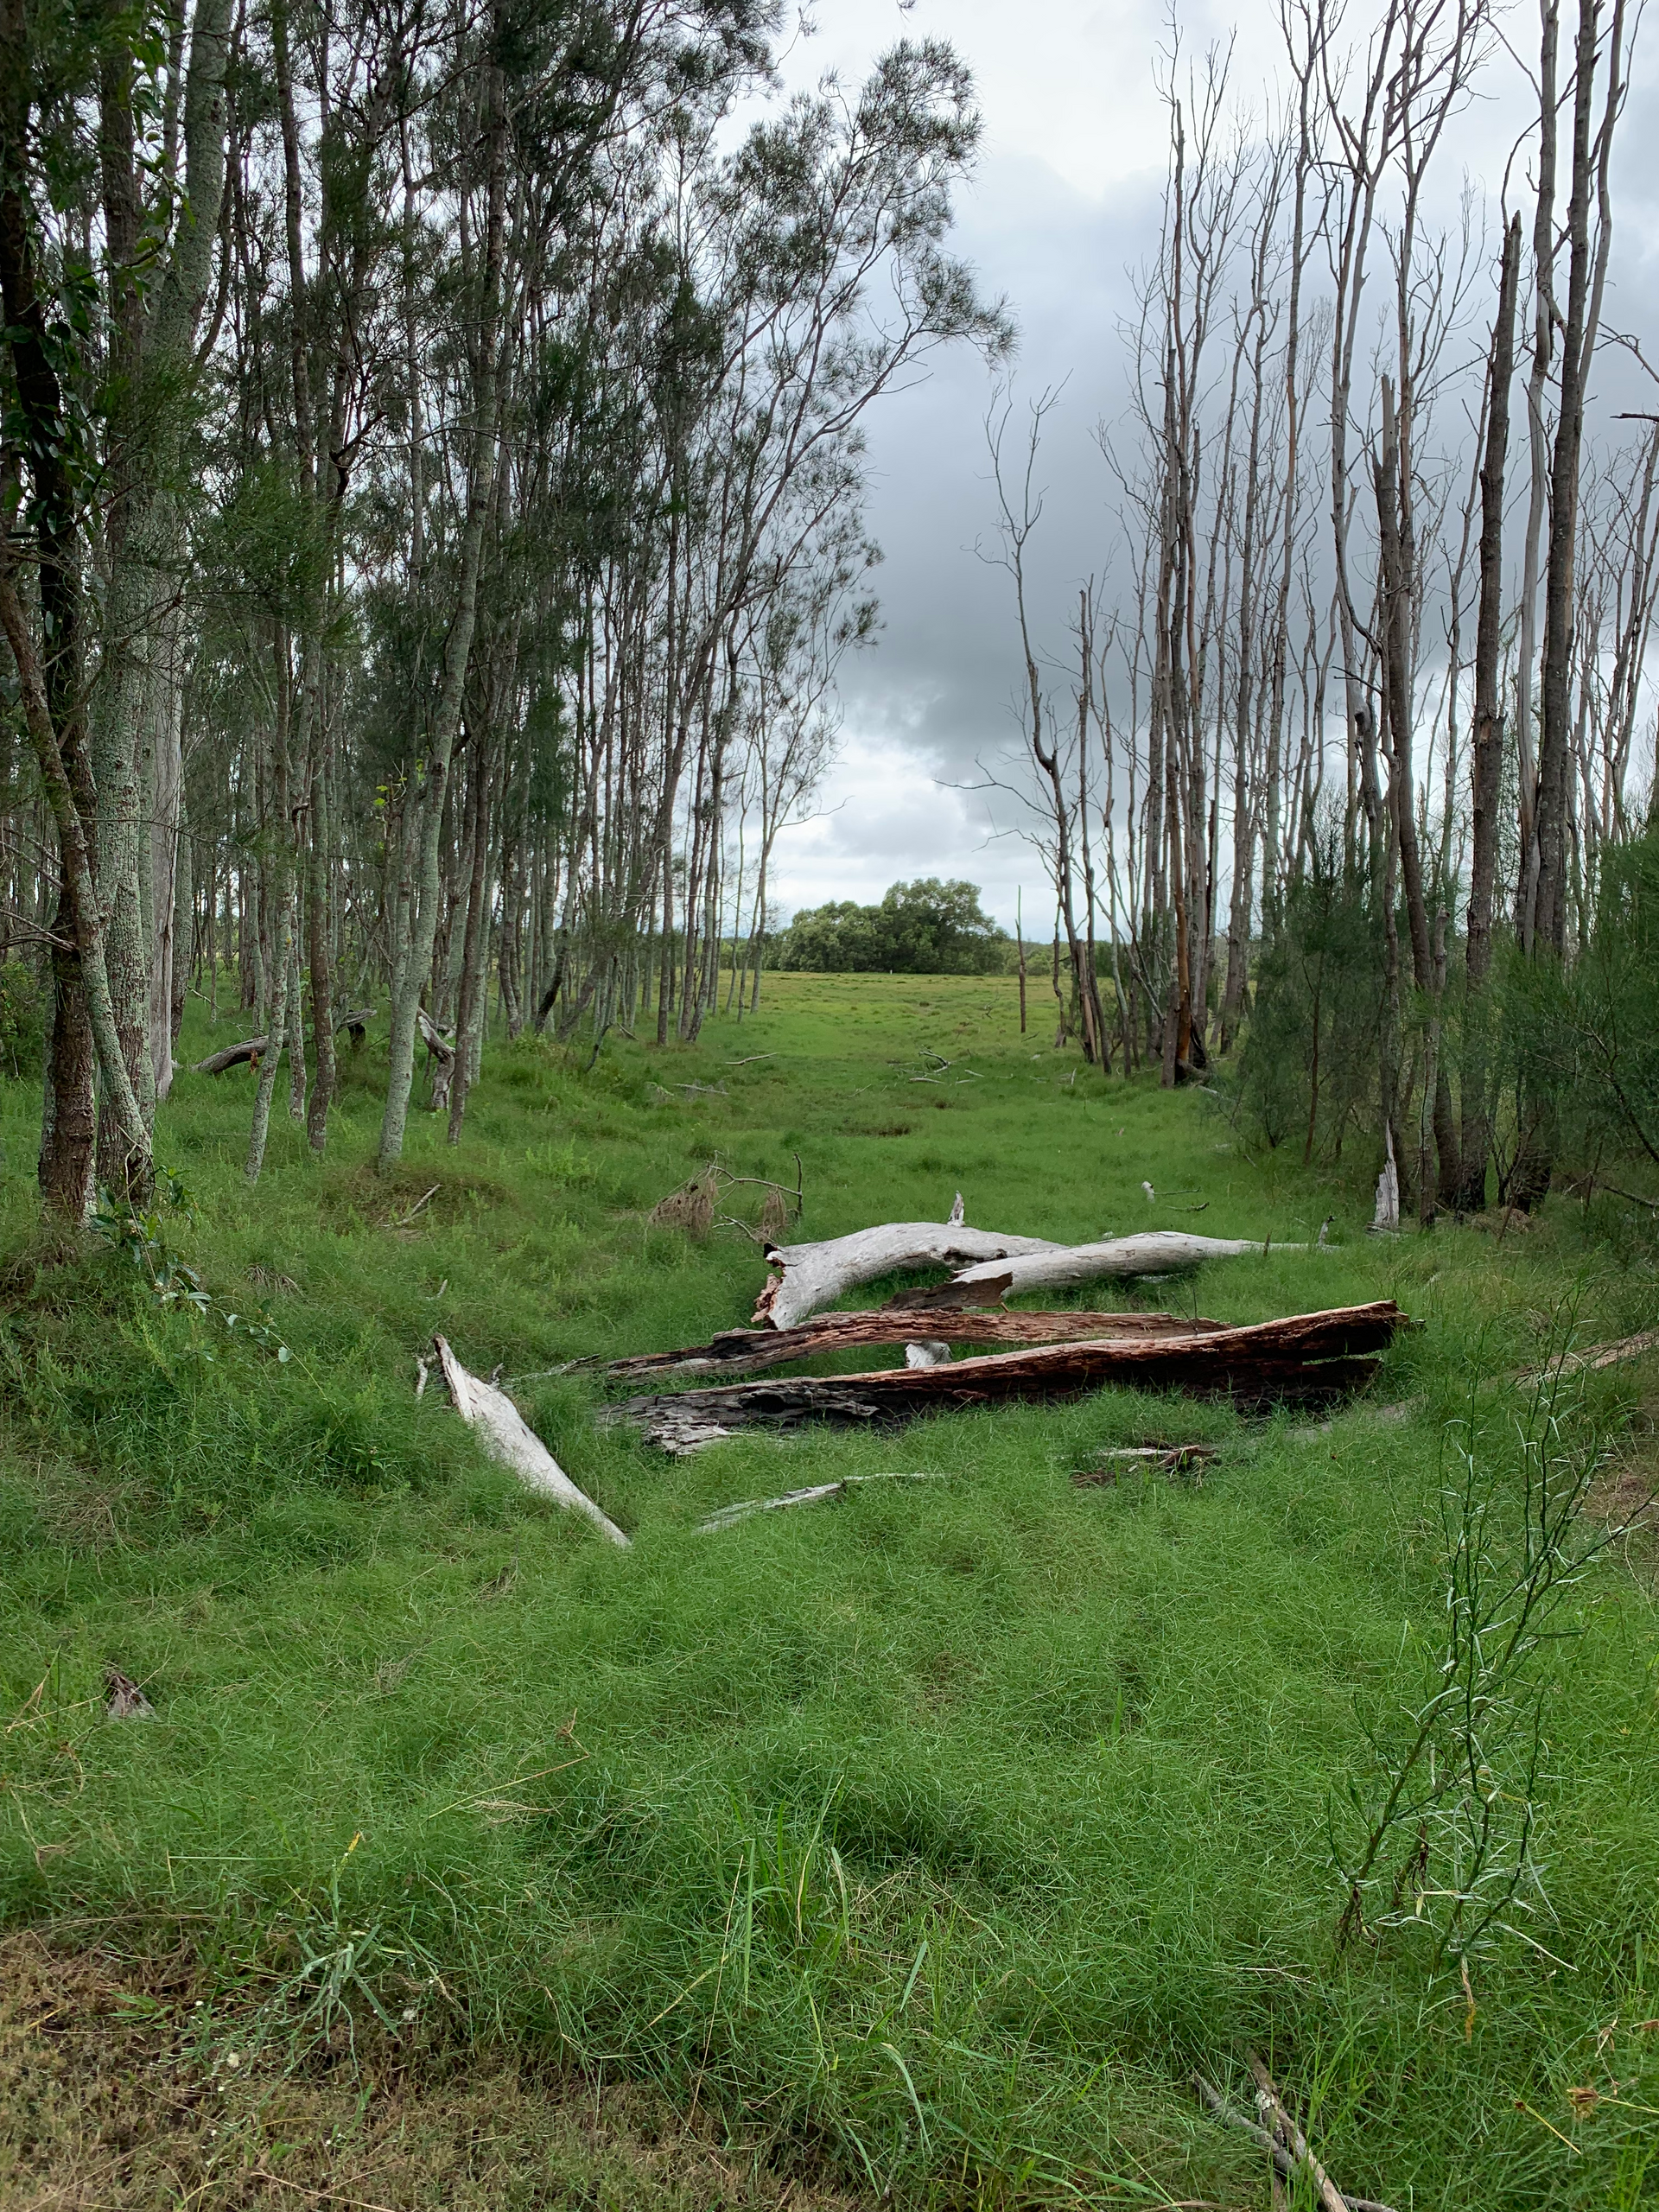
948, 1232, 1303, 1300
755, 1222, 1066, 1328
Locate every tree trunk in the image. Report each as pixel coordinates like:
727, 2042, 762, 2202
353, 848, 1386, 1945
1455, 214, 1521, 1215
379, 72, 506, 1172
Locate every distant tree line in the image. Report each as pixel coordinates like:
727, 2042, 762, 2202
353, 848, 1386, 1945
772, 880, 1009, 973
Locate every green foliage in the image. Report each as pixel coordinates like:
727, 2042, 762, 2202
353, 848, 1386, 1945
774, 878, 1007, 973
1234, 843, 1386, 1160
0, 961, 43, 1081
1333, 1359, 1618, 1965
89, 1170, 292, 1365
1502, 830, 1659, 1181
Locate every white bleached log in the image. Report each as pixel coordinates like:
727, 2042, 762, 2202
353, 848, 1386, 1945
435, 1336, 629, 1546
754, 1222, 1068, 1329
946, 1230, 1303, 1300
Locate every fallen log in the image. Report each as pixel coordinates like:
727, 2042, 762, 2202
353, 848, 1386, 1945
193, 1006, 376, 1076
754, 1222, 1067, 1329
946, 1230, 1306, 1301
601, 1306, 1230, 1382
435, 1336, 629, 1545
606, 1302, 1407, 1452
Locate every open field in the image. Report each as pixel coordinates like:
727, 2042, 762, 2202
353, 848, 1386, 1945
3, 974, 1657, 2209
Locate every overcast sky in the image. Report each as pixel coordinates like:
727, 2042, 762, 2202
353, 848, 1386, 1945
753, 0, 1659, 932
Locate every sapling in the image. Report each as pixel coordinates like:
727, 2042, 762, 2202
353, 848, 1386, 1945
1333, 1350, 1637, 1964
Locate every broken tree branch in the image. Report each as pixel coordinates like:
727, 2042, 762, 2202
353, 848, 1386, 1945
194, 1007, 375, 1076
435, 1337, 629, 1545
1249, 2056, 1361, 2212
1521, 1326, 1659, 1382
945, 1231, 1306, 1301
417, 1007, 457, 1110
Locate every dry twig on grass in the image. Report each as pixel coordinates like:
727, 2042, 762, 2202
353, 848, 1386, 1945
1192, 2072, 1395, 2212
1072, 1444, 1219, 1485
651, 1155, 804, 1241
696, 1471, 949, 1533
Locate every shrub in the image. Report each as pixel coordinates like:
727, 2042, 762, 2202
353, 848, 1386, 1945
1234, 842, 1386, 1160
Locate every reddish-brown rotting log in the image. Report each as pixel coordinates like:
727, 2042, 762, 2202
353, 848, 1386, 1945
601, 1306, 1230, 1381
607, 1302, 1408, 1449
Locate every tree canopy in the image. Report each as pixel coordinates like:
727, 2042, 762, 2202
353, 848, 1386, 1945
773, 880, 1007, 973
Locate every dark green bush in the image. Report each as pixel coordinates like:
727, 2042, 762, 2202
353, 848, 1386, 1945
0, 957, 44, 1079
1234, 842, 1386, 1161
774, 879, 1007, 974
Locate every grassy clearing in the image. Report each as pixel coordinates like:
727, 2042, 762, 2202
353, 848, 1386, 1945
2, 974, 1657, 2209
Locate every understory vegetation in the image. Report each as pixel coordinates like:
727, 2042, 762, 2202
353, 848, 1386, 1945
3, 975, 1657, 2209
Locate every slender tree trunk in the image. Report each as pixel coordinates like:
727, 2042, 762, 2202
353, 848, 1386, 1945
379, 71, 506, 1172
1456, 214, 1521, 1214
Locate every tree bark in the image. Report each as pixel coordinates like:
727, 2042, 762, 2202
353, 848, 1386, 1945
1455, 214, 1522, 1215
612, 1303, 1407, 1452
379, 69, 506, 1172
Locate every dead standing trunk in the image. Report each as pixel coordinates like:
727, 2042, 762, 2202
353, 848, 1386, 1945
1455, 214, 1521, 1214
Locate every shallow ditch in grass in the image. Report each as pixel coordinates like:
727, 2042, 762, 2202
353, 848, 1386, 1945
0, 1930, 869, 2211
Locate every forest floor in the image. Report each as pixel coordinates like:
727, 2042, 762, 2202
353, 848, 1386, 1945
2, 973, 1657, 2210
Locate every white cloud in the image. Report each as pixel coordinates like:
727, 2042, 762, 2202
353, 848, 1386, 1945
769, 730, 1047, 932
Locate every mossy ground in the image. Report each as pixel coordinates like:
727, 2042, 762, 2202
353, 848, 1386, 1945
1, 975, 1656, 2209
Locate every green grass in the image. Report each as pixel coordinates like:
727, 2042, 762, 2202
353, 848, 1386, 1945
2, 974, 1657, 2208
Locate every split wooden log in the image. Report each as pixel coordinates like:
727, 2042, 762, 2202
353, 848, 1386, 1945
754, 1223, 1067, 1329
696, 1470, 948, 1534
945, 1231, 1306, 1302
601, 1306, 1230, 1382
607, 1303, 1406, 1452
1193, 2075, 1395, 2212
435, 1337, 629, 1545
193, 1007, 376, 1076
